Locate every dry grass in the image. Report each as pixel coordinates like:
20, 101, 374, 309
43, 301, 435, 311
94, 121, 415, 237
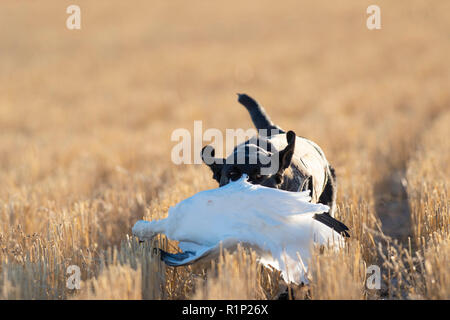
0, 0, 449, 299
75, 237, 165, 299
192, 245, 282, 300
407, 111, 450, 241
374, 111, 450, 300
308, 240, 366, 300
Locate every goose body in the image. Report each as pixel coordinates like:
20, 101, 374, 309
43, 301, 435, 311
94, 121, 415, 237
132, 175, 347, 284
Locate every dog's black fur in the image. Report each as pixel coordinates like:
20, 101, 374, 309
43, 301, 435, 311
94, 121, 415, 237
201, 94, 349, 237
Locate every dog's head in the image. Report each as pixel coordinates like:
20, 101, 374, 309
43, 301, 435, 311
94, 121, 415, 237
201, 131, 297, 188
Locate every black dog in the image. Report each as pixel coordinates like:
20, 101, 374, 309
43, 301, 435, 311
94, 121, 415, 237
201, 94, 349, 236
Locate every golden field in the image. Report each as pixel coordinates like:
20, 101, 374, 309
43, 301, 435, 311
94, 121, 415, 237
0, 0, 449, 299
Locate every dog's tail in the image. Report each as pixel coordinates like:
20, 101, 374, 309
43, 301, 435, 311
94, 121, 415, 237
237, 94, 285, 136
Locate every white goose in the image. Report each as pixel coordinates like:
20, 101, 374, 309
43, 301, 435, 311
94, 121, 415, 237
132, 175, 349, 284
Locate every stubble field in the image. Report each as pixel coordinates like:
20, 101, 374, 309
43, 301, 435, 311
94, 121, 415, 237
0, 0, 449, 299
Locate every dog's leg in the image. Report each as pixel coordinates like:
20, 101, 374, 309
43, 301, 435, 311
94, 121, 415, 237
237, 93, 285, 136
318, 165, 337, 217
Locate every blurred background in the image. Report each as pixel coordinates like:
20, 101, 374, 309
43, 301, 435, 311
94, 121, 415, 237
0, 0, 448, 299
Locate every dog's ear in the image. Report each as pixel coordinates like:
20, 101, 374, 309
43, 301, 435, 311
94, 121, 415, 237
276, 130, 296, 174
201, 145, 224, 183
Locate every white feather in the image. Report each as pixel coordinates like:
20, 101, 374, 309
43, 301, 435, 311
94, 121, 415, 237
132, 175, 344, 284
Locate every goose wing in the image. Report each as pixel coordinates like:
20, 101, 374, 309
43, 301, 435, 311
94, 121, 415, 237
159, 240, 237, 266
160, 245, 214, 266
159, 239, 272, 267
